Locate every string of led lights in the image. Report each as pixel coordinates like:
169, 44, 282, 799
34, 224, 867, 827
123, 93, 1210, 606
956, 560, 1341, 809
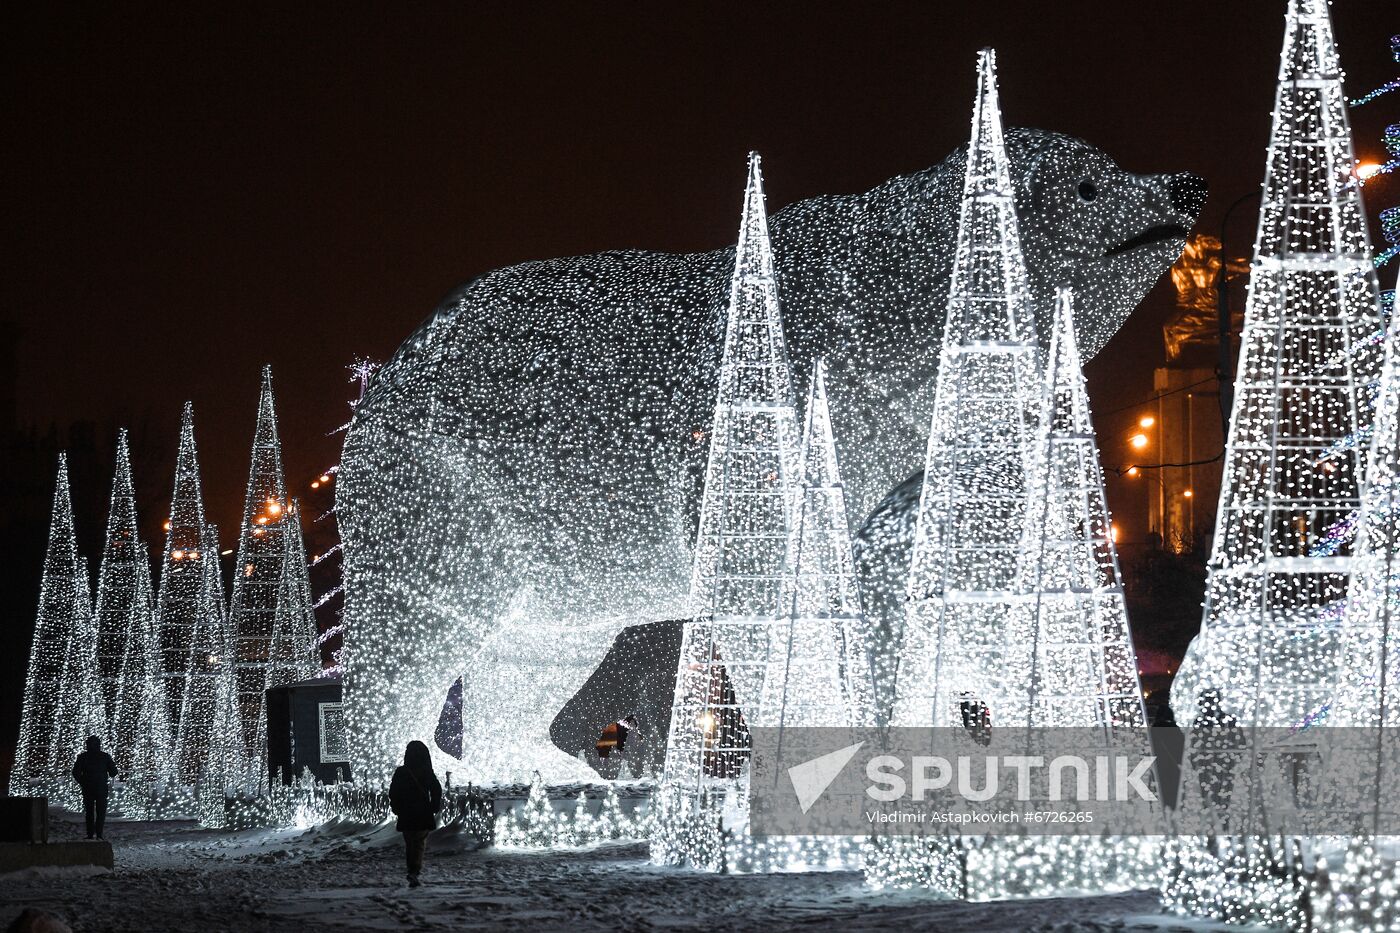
1346, 34, 1398, 109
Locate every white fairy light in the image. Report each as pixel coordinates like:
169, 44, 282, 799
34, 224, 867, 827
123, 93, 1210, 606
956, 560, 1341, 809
760, 359, 878, 732
1326, 280, 1400, 855
264, 498, 319, 690
94, 429, 142, 736
654, 159, 878, 872
680, 153, 802, 727
118, 598, 176, 805
1273, 275, 1400, 933
954, 291, 1157, 899
178, 525, 248, 790
200, 581, 253, 806
868, 57, 1159, 894
494, 774, 650, 848
49, 481, 107, 796
1333, 280, 1400, 737
1012, 290, 1149, 734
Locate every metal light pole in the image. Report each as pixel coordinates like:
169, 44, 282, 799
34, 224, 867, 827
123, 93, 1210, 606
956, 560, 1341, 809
1216, 189, 1262, 433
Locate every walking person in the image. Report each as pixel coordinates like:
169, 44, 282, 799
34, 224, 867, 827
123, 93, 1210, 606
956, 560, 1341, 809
72, 735, 118, 840
388, 740, 442, 888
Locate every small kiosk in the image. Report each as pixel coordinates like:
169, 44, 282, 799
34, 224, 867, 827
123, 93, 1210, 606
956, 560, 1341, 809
265, 678, 350, 784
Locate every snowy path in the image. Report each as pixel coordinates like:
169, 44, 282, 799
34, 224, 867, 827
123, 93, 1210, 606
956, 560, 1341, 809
0, 815, 1218, 932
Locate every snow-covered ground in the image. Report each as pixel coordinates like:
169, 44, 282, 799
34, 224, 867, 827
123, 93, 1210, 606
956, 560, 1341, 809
0, 813, 1224, 932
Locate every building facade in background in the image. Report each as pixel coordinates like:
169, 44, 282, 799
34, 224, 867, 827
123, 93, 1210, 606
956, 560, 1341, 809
1145, 235, 1247, 554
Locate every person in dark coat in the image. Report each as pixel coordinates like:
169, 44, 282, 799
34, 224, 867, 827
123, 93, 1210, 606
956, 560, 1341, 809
388, 740, 443, 887
71, 735, 118, 840
1148, 700, 1186, 810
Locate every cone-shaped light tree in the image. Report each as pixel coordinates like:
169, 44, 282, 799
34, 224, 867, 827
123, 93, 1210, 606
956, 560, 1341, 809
52, 557, 107, 777
1163, 5, 1386, 926
655, 154, 803, 867
234, 498, 320, 769
1170, 0, 1384, 730
665, 151, 803, 775
120, 581, 175, 788
891, 48, 1042, 730
263, 499, 318, 701
202, 548, 252, 792
15, 455, 102, 784
1323, 277, 1400, 840
229, 366, 316, 757
100, 437, 173, 794
94, 430, 144, 723
172, 524, 235, 783
758, 360, 876, 729
96, 430, 159, 771
156, 403, 225, 781
925, 290, 1158, 901
1335, 279, 1400, 731
1014, 289, 1148, 732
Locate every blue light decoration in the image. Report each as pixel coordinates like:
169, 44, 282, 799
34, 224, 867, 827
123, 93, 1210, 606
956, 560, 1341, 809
1379, 206, 1399, 268
1347, 35, 1399, 108
1353, 37, 1399, 272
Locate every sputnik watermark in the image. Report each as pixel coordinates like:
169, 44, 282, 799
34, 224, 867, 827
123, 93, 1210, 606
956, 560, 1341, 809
750, 728, 1166, 836
864, 754, 1156, 803
787, 741, 865, 814
750, 726, 1400, 836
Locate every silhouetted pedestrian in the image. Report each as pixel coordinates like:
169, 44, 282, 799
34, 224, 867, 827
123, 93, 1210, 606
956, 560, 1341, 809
388, 740, 442, 887
71, 735, 117, 840
1148, 700, 1185, 810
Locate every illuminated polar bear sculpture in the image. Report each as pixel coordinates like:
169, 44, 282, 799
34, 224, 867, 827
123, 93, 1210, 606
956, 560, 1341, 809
338, 128, 1204, 782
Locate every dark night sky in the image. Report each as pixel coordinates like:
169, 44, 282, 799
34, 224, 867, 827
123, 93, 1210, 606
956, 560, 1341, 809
0, 2, 1394, 557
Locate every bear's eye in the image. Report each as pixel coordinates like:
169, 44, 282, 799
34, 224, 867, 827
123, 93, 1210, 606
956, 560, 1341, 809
1077, 179, 1098, 203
